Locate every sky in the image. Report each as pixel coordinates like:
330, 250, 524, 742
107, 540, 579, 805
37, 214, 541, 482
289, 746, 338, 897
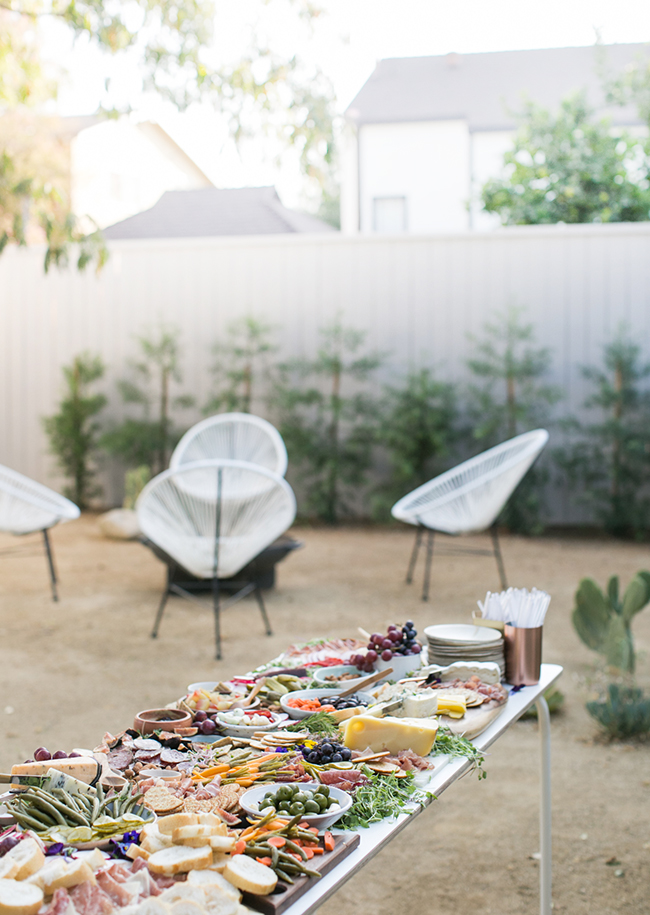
43, 0, 650, 207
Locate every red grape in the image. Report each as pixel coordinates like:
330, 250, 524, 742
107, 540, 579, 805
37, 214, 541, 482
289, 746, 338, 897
381, 649, 393, 661
366, 649, 378, 663
194, 710, 208, 722
411, 643, 422, 653
200, 719, 217, 734
370, 633, 382, 643
33, 747, 51, 762
367, 642, 375, 651
381, 639, 393, 650
52, 751, 68, 759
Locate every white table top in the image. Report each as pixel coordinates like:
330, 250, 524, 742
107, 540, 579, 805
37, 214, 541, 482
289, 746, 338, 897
283, 663, 564, 915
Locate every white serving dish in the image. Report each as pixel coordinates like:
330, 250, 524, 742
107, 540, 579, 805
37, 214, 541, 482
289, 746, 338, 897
313, 665, 369, 690
280, 688, 374, 720
418, 661, 502, 685
187, 681, 220, 693
424, 624, 503, 645
215, 712, 287, 737
239, 782, 352, 830
374, 652, 422, 682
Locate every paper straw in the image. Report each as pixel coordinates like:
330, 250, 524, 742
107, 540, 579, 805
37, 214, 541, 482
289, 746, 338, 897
477, 587, 551, 629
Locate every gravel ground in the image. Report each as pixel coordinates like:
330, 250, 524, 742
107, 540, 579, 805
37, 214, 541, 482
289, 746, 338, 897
1, 516, 649, 914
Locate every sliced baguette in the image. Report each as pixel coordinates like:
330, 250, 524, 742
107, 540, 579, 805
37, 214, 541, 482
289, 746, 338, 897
148, 846, 212, 876
173, 826, 223, 846
3, 840, 44, 883
141, 833, 174, 855
0, 861, 19, 883
169, 901, 205, 915
196, 815, 227, 833
207, 838, 235, 853
131, 898, 171, 915
209, 856, 228, 874
158, 814, 199, 836
125, 844, 150, 862
187, 871, 241, 902
72, 849, 107, 872
223, 857, 277, 896
35, 859, 96, 894
201, 887, 239, 915
0, 879, 43, 915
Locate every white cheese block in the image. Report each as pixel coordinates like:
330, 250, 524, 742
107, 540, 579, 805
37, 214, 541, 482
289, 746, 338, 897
10, 758, 99, 786
401, 693, 439, 718
342, 715, 439, 756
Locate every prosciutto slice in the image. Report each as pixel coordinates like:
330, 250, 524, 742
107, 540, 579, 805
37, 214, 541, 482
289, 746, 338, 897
40, 888, 77, 915
69, 881, 114, 915
96, 871, 133, 907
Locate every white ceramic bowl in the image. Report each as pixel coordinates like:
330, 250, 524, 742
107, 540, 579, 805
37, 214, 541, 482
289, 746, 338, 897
215, 712, 287, 738
374, 652, 423, 681
280, 688, 373, 720
313, 665, 369, 690
239, 782, 352, 830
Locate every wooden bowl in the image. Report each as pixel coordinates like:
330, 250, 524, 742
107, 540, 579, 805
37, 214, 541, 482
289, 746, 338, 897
133, 708, 192, 734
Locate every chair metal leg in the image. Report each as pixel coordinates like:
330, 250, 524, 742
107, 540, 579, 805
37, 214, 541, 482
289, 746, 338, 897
42, 529, 58, 602
213, 577, 222, 661
406, 527, 423, 584
536, 695, 552, 915
422, 530, 435, 601
152, 569, 171, 638
255, 587, 273, 636
490, 524, 508, 590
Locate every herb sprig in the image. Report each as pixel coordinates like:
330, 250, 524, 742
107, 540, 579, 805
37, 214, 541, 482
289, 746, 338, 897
338, 768, 432, 829
435, 727, 487, 779
286, 711, 340, 736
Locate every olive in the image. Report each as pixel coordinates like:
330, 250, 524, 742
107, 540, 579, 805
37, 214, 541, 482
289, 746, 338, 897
289, 802, 305, 815
294, 792, 308, 805
278, 801, 291, 811
304, 800, 320, 813
317, 785, 330, 797
316, 795, 328, 810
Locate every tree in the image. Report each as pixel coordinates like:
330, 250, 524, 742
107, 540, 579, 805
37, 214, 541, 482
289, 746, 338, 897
467, 307, 560, 534
373, 368, 457, 518
273, 320, 383, 523
205, 316, 276, 415
43, 353, 106, 509
0, 1, 337, 270
481, 92, 650, 225
102, 327, 195, 476
558, 331, 650, 539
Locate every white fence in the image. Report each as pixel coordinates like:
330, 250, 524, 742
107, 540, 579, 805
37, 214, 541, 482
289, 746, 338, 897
2, 222, 650, 519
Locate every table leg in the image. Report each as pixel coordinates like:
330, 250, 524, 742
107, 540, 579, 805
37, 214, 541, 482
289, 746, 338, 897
535, 695, 552, 915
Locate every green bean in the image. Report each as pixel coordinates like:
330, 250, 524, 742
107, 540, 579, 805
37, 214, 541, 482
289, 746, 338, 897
20, 792, 67, 826
31, 789, 88, 825
96, 783, 104, 803
91, 797, 100, 822
270, 845, 279, 868
283, 839, 307, 860
274, 867, 294, 884
10, 809, 52, 831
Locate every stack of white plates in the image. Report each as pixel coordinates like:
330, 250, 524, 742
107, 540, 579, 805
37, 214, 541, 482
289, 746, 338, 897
424, 624, 505, 677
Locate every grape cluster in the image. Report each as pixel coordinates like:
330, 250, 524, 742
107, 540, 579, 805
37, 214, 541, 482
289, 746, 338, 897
193, 710, 218, 735
28, 747, 80, 762
300, 739, 352, 764
351, 621, 422, 673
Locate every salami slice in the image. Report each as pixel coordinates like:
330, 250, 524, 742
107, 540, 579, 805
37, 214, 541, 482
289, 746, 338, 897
135, 749, 161, 761
107, 748, 133, 770
133, 738, 162, 751
160, 747, 187, 765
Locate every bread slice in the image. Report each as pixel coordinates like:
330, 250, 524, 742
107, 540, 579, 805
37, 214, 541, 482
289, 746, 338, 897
29, 858, 95, 894
207, 838, 235, 853
169, 901, 204, 915
172, 826, 222, 846
223, 857, 277, 896
157, 814, 199, 836
187, 870, 241, 902
141, 833, 174, 855
2, 841, 44, 883
0, 879, 44, 915
201, 887, 239, 915
73, 849, 108, 872
125, 844, 150, 862
209, 856, 228, 874
148, 846, 212, 876
131, 898, 171, 915
196, 814, 227, 833
159, 884, 205, 906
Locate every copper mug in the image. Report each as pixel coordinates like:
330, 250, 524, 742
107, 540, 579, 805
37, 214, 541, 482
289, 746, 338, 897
504, 625, 542, 686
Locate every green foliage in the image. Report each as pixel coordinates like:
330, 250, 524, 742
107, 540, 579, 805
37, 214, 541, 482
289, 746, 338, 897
373, 368, 457, 518
481, 92, 650, 225
587, 683, 650, 740
558, 332, 650, 538
205, 317, 276, 414
102, 327, 195, 476
273, 320, 383, 523
123, 466, 151, 510
467, 306, 559, 534
572, 572, 650, 673
42, 353, 106, 509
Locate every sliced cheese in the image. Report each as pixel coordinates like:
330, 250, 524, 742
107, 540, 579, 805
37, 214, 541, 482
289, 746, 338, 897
342, 715, 439, 756
10, 758, 99, 786
436, 695, 467, 718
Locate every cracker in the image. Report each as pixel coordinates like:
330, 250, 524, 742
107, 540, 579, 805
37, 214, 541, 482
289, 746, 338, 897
144, 787, 184, 814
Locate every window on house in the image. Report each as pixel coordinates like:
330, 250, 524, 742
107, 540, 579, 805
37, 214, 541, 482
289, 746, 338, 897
373, 196, 407, 233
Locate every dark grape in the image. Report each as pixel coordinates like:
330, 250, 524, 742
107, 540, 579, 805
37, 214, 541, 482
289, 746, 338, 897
194, 710, 208, 722
200, 719, 217, 734
33, 747, 51, 761
370, 633, 382, 643
52, 750, 68, 759
405, 621, 414, 628
381, 649, 393, 661
411, 643, 422, 653
366, 649, 378, 663
367, 642, 375, 651
332, 753, 343, 762
68, 752, 81, 758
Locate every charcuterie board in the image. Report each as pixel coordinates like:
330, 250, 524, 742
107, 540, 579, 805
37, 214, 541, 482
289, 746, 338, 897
438, 698, 507, 741
242, 832, 360, 915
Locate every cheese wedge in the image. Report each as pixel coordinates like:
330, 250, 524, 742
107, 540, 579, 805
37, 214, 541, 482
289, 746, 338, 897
342, 715, 439, 756
10, 759, 100, 786
400, 693, 438, 718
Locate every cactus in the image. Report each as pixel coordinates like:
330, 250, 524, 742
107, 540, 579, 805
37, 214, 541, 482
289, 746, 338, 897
587, 684, 650, 739
572, 571, 650, 673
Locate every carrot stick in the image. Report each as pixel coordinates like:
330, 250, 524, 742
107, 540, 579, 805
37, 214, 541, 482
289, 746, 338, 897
267, 836, 286, 848
233, 840, 246, 855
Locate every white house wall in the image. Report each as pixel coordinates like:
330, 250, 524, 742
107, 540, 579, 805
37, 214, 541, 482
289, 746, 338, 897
2, 223, 650, 521
358, 121, 471, 232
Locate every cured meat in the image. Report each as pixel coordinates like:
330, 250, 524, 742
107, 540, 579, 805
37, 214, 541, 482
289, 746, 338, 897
320, 769, 369, 789
96, 871, 134, 906
130, 858, 149, 874
41, 888, 77, 915
215, 807, 239, 825
135, 750, 161, 762
150, 874, 176, 890
105, 862, 132, 884
388, 749, 433, 771
160, 748, 187, 765
69, 881, 114, 915
106, 749, 133, 770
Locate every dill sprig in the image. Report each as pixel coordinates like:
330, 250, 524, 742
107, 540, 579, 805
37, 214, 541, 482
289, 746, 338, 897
435, 726, 487, 779
286, 711, 340, 736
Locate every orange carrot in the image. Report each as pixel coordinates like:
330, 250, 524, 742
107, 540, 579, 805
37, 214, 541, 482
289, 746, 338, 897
323, 831, 335, 853
311, 847, 324, 855
256, 857, 273, 866
307, 827, 319, 835
267, 837, 286, 848
303, 848, 315, 860
233, 840, 246, 855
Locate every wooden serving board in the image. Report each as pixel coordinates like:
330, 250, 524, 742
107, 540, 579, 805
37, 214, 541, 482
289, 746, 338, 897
438, 698, 507, 740
242, 833, 360, 915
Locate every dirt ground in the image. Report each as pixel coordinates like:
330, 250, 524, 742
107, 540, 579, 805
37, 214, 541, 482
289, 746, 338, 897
1, 516, 649, 915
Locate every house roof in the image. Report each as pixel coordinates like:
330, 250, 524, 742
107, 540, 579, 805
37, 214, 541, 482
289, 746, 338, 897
346, 44, 650, 131
102, 187, 336, 239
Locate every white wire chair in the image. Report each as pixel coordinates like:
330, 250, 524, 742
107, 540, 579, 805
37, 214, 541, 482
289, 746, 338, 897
137, 459, 297, 658
170, 413, 288, 477
0, 464, 80, 601
391, 429, 549, 600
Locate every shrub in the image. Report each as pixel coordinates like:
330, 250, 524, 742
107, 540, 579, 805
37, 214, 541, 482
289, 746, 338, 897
587, 684, 650, 740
